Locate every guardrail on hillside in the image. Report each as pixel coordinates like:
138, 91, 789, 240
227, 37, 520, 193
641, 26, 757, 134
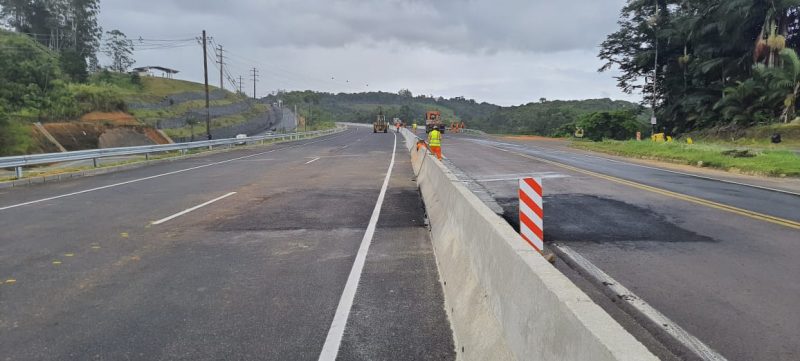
0, 127, 345, 179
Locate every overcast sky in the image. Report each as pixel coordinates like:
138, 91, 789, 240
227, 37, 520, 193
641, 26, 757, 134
98, 0, 637, 106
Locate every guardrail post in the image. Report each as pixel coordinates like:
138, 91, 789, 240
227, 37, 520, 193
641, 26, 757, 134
145, 153, 150, 161
15, 166, 23, 179
92, 158, 98, 168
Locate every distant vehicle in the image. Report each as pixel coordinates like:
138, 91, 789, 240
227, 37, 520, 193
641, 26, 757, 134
425, 110, 444, 133
235, 134, 248, 145
373, 110, 388, 133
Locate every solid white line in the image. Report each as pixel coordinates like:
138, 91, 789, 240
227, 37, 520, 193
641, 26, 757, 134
555, 245, 728, 361
305, 157, 321, 164
0, 131, 350, 212
304, 155, 365, 159
151, 192, 237, 225
235, 158, 277, 162
318, 133, 397, 361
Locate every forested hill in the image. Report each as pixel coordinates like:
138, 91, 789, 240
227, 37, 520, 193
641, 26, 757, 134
264, 90, 645, 135
479, 99, 645, 134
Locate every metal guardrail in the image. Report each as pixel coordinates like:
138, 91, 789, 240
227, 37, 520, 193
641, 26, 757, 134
1, 127, 346, 179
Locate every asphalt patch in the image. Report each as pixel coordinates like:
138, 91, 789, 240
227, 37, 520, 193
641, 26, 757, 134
495, 194, 717, 244
376, 188, 428, 228
207, 189, 378, 231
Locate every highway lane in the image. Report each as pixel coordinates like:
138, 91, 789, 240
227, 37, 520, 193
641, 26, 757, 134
462, 137, 800, 225
435, 131, 800, 361
0, 127, 454, 360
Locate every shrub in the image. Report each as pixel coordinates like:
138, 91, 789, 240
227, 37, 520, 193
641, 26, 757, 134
68, 83, 127, 114
0, 107, 33, 156
577, 110, 643, 141
59, 49, 89, 83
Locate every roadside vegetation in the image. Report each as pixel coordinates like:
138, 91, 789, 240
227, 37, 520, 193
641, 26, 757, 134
574, 138, 800, 177
0, 27, 265, 156
568, 1, 800, 177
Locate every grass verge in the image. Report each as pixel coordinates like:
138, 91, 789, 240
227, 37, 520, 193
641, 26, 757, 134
572, 140, 800, 177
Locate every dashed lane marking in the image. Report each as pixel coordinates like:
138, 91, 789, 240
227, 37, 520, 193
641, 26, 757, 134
487, 145, 800, 230
0, 130, 352, 212
460, 137, 800, 197
151, 192, 237, 225
305, 157, 321, 165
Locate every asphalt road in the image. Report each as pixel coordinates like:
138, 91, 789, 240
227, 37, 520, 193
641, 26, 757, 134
433, 131, 800, 361
0, 127, 454, 360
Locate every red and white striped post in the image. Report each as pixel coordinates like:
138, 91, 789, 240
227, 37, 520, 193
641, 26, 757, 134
519, 177, 544, 253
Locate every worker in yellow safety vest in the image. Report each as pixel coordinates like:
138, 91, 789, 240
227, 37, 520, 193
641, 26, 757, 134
428, 127, 442, 160
412, 123, 417, 132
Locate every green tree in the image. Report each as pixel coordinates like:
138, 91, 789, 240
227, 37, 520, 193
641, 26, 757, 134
0, 106, 33, 156
104, 29, 134, 72
0, 30, 66, 112
0, 0, 102, 65
59, 48, 88, 82
599, 0, 800, 133
577, 111, 642, 142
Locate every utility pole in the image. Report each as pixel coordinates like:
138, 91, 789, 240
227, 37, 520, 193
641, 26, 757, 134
238, 75, 244, 94
202, 30, 211, 139
650, 0, 659, 136
250, 68, 259, 100
216, 44, 225, 91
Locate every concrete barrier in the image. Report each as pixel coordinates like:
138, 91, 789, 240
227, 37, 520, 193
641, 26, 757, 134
401, 129, 657, 361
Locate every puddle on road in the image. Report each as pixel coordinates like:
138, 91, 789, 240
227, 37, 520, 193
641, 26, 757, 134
495, 194, 717, 245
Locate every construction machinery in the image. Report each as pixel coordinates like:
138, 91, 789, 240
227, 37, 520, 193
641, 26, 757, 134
373, 109, 388, 133
425, 110, 444, 133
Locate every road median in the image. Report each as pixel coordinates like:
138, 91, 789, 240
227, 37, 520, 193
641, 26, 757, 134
401, 129, 657, 361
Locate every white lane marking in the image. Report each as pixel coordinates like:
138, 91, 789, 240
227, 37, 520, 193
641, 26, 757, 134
305, 157, 321, 164
235, 158, 276, 162
478, 176, 569, 182
0, 131, 350, 212
463, 137, 800, 197
304, 155, 365, 159
151, 192, 237, 225
556, 245, 728, 361
318, 133, 397, 361
476, 172, 569, 182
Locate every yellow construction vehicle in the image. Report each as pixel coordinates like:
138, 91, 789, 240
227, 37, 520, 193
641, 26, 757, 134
373, 109, 388, 133
425, 110, 444, 133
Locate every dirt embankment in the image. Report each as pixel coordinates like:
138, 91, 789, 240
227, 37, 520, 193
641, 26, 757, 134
38, 112, 172, 151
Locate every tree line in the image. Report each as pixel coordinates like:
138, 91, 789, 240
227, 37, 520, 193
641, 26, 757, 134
0, 1, 139, 155
600, 0, 800, 134
265, 90, 646, 138
1, 0, 136, 80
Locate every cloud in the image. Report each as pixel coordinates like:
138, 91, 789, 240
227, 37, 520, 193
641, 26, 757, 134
98, 0, 637, 105
104, 0, 625, 53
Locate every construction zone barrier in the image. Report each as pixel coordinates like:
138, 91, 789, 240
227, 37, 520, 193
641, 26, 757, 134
519, 177, 544, 253
400, 128, 657, 361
